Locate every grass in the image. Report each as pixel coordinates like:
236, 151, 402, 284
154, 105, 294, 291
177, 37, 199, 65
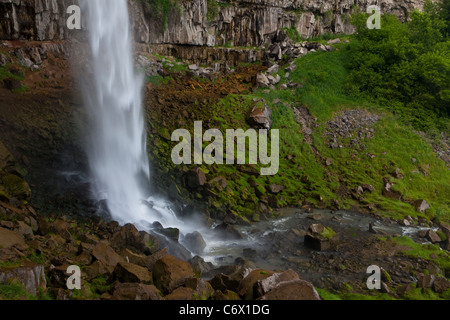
391, 236, 450, 273
147, 42, 450, 223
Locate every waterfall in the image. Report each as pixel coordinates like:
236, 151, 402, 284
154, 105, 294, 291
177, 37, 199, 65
80, 0, 151, 224
78, 0, 210, 260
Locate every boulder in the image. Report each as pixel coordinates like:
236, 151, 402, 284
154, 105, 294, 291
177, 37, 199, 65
259, 279, 321, 300
184, 278, 215, 300
152, 255, 195, 294
91, 242, 124, 272
84, 260, 113, 280
414, 199, 430, 213
113, 262, 152, 284
111, 283, 163, 300
268, 184, 284, 194
304, 224, 337, 251
247, 104, 272, 130
51, 219, 72, 242
185, 168, 207, 189
382, 180, 402, 200
165, 286, 196, 300
432, 276, 450, 293
425, 230, 442, 243
362, 184, 375, 193
13, 221, 34, 240
237, 269, 274, 300
210, 273, 242, 294
254, 269, 299, 298
0, 263, 46, 296
256, 72, 270, 88
0, 227, 28, 251
397, 283, 415, 296
267, 64, 279, 75
110, 223, 148, 254
189, 255, 213, 277
417, 274, 435, 288
214, 223, 243, 240
327, 38, 341, 45
183, 231, 207, 255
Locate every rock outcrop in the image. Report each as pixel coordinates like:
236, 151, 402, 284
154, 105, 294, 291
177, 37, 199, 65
1, 0, 426, 45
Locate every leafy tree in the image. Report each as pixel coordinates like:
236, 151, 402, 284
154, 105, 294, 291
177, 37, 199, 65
346, 1, 450, 130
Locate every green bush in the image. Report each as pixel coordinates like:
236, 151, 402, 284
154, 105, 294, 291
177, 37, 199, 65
346, 1, 450, 131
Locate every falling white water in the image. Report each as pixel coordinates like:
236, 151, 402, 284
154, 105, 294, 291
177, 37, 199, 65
79, 1, 215, 260
80, 0, 154, 224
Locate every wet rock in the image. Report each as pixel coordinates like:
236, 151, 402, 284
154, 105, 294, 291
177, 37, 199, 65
368, 222, 377, 234
111, 283, 163, 300
185, 168, 207, 189
398, 219, 411, 227
304, 224, 337, 251
259, 279, 321, 300
110, 223, 149, 254
307, 213, 324, 221
189, 255, 213, 277
0, 263, 46, 296
113, 262, 152, 284
242, 248, 257, 259
425, 230, 442, 243
182, 231, 207, 255
152, 255, 195, 294
414, 199, 430, 213
214, 223, 243, 240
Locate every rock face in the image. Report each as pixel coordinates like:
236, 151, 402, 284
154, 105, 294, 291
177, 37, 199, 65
0, 263, 46, 296
1, 0, 425, 45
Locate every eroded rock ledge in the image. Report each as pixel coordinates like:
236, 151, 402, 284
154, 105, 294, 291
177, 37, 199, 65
1, 0, 425, 46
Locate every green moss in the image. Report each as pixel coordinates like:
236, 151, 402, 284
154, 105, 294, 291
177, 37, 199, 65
319, 226, 337, 240
404, 288, 444, 300
392, 236, 450, 272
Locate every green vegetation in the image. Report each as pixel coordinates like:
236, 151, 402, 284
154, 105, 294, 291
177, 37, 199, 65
139, 0, 181, 31
391, 236, 450, 272
346, 1, 450, 131
319, 226, 337, 240
282, 27, 302, 43
207, 0, 219, 22
0, 280, 51, 300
